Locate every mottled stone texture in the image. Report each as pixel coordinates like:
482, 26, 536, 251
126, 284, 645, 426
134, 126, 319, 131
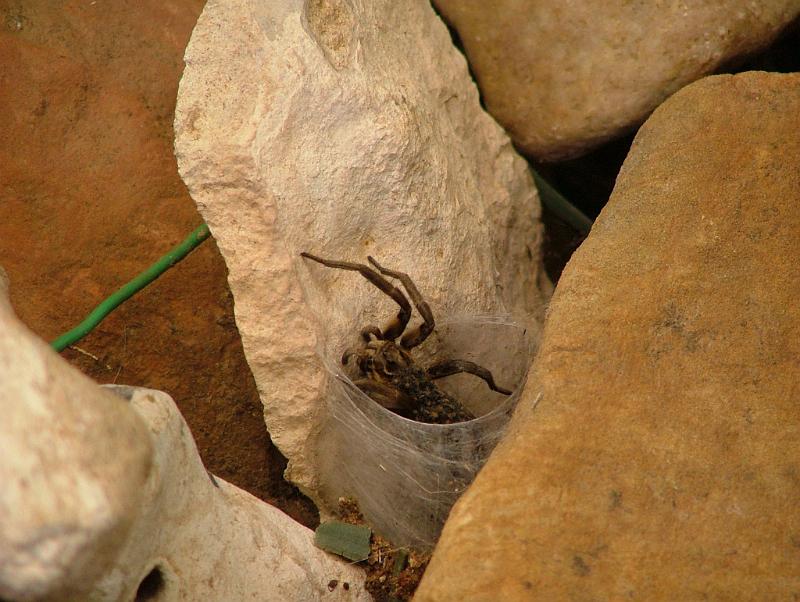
417, 72, 800, 600
175, 0, 547, 502
433, 0, 800, 160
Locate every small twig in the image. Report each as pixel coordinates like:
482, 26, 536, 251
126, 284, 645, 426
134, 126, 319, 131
68, 345, 112, 370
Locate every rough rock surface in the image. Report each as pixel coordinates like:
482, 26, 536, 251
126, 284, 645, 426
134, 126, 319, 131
433, 0, 800, 160
92, 386, 369, 601
175, 0, 548, 503
416, 72, 800, 599
0, 282, 368, 601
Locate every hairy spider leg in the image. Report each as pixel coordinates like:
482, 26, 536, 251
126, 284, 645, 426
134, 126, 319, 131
341, 327, 382, 363
352, 379, 414, 413
426, 359, 513, 395
341, 347, 358, 365
366, 256, 435, 350
300, 252, 412, 342
360, 325, 382, 341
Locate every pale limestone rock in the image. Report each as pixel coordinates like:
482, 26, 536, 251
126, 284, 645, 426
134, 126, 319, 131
433, 0, 800, 160
92, 386, 370, 602
0, 284, 368, 601
0, 287, 152, 600
174, 0, 548, 511
416, 72, 800, 599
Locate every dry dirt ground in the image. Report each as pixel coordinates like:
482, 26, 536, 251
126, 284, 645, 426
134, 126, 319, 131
0, 0, 317, 527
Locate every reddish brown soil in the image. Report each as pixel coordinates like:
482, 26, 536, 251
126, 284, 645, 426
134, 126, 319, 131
0, 0, 317, 528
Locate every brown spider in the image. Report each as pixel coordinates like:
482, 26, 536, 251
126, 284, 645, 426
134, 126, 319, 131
301, 252, 512, 424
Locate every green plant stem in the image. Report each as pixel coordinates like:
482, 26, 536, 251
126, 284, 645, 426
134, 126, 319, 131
531, 169, 594, 234
51, 223, 211, 352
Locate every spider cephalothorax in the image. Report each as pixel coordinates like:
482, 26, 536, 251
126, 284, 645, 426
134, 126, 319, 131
344, 337, 414, 384
301, 252, 511, 424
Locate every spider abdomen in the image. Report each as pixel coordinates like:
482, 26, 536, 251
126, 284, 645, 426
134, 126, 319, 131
390, 365, 475, 425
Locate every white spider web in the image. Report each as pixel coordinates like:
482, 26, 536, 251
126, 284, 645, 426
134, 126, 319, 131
316, 315, 539, 550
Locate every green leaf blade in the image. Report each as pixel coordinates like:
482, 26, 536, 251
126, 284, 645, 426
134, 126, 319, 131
314, 521, 372, 562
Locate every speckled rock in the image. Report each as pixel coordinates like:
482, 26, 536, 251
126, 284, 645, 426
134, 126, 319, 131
433, 0, 800, 160
417, 72, 800, 599
174, 0, 548, 506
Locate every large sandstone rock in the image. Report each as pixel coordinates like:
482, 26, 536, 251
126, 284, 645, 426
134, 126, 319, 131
0, 279, 368, 601
417, 71, 800, 599
174, 0, 548, 514
433, 0, 800, 160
